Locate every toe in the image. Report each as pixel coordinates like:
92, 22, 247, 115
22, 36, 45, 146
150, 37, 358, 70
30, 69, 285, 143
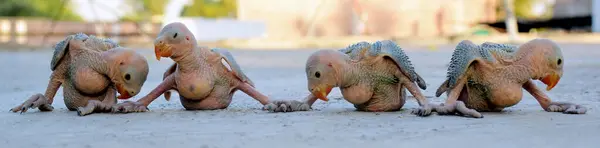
77, 109, 85, 116
416, 110, 424, 116
264, 103, 277, 112
39, 104, 53, 112
122, 107, 131, 113
77, 107, 89, 116
469, 111, 482, 118
420, 110, 432, 117
111, 105, 124, 113
137, 106, 149, 112
122, 105, 134, 113
20, 107, 29, 114
413, 108, 432, 117
116, 106, 125, 113
548, 105, 561, 112
299, 104, 310, 111
564, 107, 577, 114
424, 111, 432, 116
278, 104, 288, 112
411, 109, 421, 115
31, 99, 46, 109
576, 106, 588, 114
564, 107, 587, 114
10, 106, 21, 112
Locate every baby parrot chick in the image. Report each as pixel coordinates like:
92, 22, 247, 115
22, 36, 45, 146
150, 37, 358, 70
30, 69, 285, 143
10, 33, 149, 116
112, 22, 270, 112
433, 39, 587, 118
265, 40, 433, 116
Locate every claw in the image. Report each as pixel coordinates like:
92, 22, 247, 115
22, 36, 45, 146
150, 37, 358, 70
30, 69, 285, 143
20, 107, 27, 114
278, 104, 287, 112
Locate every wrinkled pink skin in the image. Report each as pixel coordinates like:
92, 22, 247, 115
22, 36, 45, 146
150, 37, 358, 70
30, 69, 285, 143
433, 39, 586, 118
10, 34, 149, 116
112, 22, 270, 113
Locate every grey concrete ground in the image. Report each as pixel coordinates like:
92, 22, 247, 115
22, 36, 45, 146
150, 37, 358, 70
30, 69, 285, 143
0, 44, 599, 148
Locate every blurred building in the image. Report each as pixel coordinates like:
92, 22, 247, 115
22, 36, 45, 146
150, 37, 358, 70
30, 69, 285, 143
237, 0, 498, 38
1, 0, 599, 47
553, 0, 591, 19
237, 0, 597, 38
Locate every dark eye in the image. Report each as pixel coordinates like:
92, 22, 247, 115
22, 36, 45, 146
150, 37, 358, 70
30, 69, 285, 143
557, 59, 562, 65
124, 74, 131, 81
315, 71, 321, 78
173, 33, 178, 38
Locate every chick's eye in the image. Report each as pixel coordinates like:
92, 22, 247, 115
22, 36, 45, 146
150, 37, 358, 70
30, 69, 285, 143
124, 74, 131, 81
315, 71, 321, 78
173, 33, 178, 38
557, 59, 562, 65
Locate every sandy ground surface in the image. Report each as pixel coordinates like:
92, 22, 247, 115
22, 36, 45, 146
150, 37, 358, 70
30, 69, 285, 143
0, 44, 599, 148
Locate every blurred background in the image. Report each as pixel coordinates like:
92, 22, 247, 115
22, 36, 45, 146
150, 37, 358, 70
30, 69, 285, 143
0, 0, 598, 49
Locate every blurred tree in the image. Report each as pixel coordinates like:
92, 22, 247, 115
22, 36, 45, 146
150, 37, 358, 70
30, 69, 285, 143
122, 0, 237, 21
141, 0, 168, 16
121, 0, 168, 22
0, 0, 82, 21
514, 0, 554, 20
496, 0, 555, 21
121, 0, 164, 22
181, 0, 237, 18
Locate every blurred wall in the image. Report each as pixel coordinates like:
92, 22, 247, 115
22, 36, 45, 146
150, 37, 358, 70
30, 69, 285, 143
553, 0, 592, 18
237, 0, 498, 38
0, 17, 160, 46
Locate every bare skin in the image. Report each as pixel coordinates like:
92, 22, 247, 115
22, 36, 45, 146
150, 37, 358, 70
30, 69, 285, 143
434, 39, 587, 118
112, 22, 270, 113
265, 40, 433, 116
10, 33, 149, 116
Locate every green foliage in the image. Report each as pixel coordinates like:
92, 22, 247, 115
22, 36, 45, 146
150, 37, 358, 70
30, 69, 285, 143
123, 0, 238, 21
496, 0, 554, 21
181, 0, 237, 18
0, 0, 82, 21
120, 14, 143, 22
514, 0, 554, 20
121, 0, 168, 22
141, 0, 168, 16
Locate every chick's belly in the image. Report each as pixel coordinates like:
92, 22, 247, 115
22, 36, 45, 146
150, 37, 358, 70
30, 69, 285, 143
73, 68, 110, 94
488, 85, 523, 108
341, 85, 373, 105
176, 76, 213, 99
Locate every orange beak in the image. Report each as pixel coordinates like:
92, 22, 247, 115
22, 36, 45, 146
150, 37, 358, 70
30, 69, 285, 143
311, 85, 333, 101
154, 42, 172, 61
116, 83, 132, 100
541, 73, 561, 91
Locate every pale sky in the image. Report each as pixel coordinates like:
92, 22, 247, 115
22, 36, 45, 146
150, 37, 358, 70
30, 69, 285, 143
70, 0, 133, 22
